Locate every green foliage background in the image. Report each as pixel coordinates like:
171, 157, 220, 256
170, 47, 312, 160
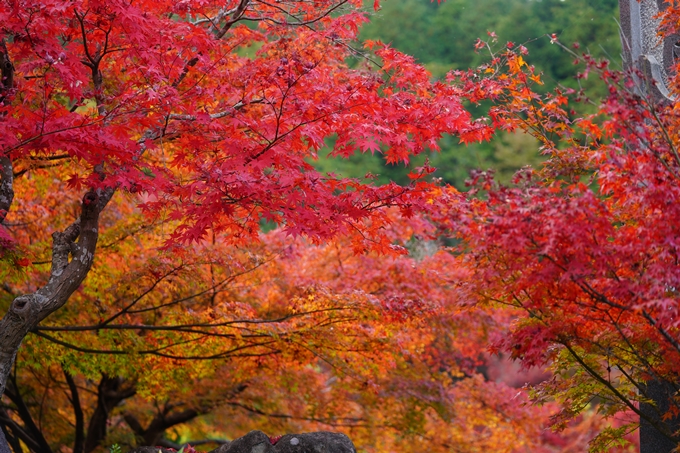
313, 0, 620, 189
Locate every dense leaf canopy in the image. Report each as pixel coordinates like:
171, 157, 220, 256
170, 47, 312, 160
2, 0, 679, 453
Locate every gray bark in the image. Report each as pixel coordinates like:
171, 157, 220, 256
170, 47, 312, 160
0, 39, 13, 106
0, 39, 14, 224
0, 187, 114, 452
0, 427, 9, 453
0, 35, 16, 453
0, 156, 12, 223
640, 381, 680, 453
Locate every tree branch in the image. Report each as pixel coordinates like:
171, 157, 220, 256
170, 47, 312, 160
561, 340, 677, 442
0, 39, 14, 105
63, 367, 84, 453
84, 376, 136, 453
0, 422, 22, 453
3, 374, 53, 453
172, 56, 200, 88
0, 186, 113, 404
143, 408, 200, 446
215, 0, 250, 39
224, 401, 365, 426
0, 406, 45, 453
0, 157, 12, 224
0, 39, 15, 222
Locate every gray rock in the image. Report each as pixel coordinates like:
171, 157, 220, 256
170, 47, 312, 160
207, 430, 272, 453
208, 431, 355, 453
127, 447, 177, 453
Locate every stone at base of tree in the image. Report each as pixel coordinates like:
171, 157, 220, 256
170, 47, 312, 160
127, 447, 177, 453
207, 430, 356, 453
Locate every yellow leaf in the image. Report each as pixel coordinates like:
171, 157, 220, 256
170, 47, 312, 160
508, 55, 526, 73
529, 74, 543, 85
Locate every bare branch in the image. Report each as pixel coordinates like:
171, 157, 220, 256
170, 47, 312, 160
215, 0, 251, 39
0, 38, 14, 226
172, 56, 200, 88
0, 39, 14, 105
250, 0, 349, 27
2, 377, 53, 453
0, 186, 113, 401
0, 424, 22, 453
225, 401, 366, 426
63, 368, 84, 453
84, 376, 136, 453
36, 306, 353, 332
0, 157, 12, 224
141, 408, 200, 445
167, 100, 248, 122
0, 408, 43, 453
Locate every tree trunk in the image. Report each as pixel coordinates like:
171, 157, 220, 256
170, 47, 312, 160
640, 380, 680, 453
3, 377, 54, 453
0, 427, 11, 453
84, 376, 136, 453
0, 188, 114, 452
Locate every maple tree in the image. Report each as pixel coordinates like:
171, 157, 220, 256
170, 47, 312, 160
1, 0, 669, 451
424, 7, 680, 450
0, 0, 510, 451
2, 191, 618, 452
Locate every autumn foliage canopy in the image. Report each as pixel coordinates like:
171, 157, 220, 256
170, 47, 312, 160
1, 0, 680, 452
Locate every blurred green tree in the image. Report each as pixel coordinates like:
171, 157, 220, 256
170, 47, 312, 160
312, 0, 620, 189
